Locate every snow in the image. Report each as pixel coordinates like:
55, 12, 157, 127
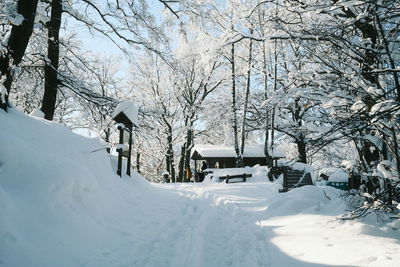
351, 99, 367, 112
203, 165, 268, 183
113, 101, 139, 127
115, 143, 128, 151
29, 108, 45, 118
370, 100, 399, 116
341, 160, 355, 171
377, 161, 398, 180
319, 167, 349, 182
0, 78, 7, 103
192, 144, 285, 158
364, 134, 384, 150
1, 108, 400, 267
11, 14, 24, 26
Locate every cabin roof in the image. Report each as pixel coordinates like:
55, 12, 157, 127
191, 144, 285, 160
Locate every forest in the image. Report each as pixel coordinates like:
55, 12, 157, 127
1, 0, 399, 185
1, 1, 400, 266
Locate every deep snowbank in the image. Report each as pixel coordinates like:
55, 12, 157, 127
0, 108, 178, 266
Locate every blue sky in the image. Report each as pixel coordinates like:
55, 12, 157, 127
61, 0, 169, 84
67, 0, 166, 55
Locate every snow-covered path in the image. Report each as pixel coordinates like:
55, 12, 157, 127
143, 183, 274, 267
126, 182, 400, 267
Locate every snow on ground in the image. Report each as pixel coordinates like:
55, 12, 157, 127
160, 183, 400, 267
1, 108, 400, 267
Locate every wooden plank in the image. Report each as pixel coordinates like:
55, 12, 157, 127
219, 173, 252, 180
219, 173, 252, 183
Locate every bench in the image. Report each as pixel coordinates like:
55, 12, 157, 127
219, 173, 252, 183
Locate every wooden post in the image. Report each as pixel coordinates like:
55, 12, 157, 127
127, 126, 133, 176
113, 102, 138, 178
117, 125, 123, 177
136, 151, 141, 174
193, 159, 197, 182
387, 178, 393, 205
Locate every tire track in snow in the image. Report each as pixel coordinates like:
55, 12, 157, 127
141, 190, 236, 267
213, 192, 271, 267
152, 184, 272, 267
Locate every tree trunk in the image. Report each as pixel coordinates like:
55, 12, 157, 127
177, 144, 185, 182
352, 137, 369, 172
270, 35, 278, 158
391, 127, 400, 177
178, 115, 194, 182
332, 0, 379, 87
183, 126, 193, 182
41, 0, 63, 120
264, 109, 271, 166
136, 151, 141, 174
0, 0, 39, 111
296, 137, 307, 163
240, 30, 253, 161
270, 109, 275, 151
293, 98, 307, 163
104, 127, 111, 153
376, 15, 400, 102
166, 122, 176, 183
262, 40, 273, 167
231, 42, 241, 167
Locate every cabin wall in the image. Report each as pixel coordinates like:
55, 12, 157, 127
202, 157, 267, 169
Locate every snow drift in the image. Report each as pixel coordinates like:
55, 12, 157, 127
0, 108, 179, 266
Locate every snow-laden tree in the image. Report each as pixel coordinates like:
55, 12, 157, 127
0, 0, 39, 111
178, 0, 268, 167
279, 0, 400, 172
2, 0, 177, 118
128, 53, 182, 182
172, 35, 225, 180
63, 54, 123, 143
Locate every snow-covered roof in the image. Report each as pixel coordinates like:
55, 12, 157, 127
191, 144, 285, 159
113, 102, 139, 127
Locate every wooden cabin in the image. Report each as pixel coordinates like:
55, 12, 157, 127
191, 144, 285, 170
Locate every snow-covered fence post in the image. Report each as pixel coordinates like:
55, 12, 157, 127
113, 102, 139, 177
